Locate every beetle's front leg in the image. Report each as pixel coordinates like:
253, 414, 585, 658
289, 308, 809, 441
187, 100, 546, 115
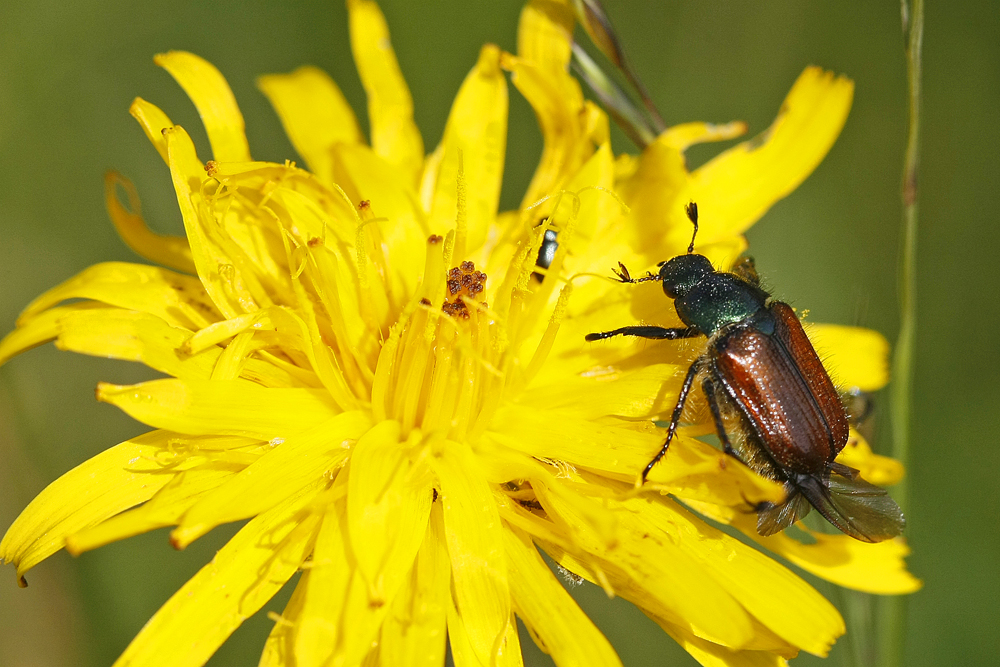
641, 361, 701, 483
585, 325, 700, 342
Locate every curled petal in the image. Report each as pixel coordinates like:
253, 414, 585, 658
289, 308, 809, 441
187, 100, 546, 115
155, 50, 252, 162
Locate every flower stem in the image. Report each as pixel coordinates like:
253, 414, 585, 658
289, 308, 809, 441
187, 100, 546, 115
881, 0, 922, 665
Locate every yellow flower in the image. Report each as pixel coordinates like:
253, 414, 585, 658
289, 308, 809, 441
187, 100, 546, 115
0, 1, 919, 666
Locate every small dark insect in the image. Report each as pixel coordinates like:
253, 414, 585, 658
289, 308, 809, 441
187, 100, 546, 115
531, 219, 560, 282
586, 202, 905, 542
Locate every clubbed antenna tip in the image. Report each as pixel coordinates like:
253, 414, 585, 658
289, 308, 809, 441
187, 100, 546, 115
684, 202, 699, 253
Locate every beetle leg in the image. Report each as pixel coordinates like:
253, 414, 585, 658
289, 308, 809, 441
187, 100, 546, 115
641, 361, 701, 483
585, 325, 700, 342
702, 376, 739, 459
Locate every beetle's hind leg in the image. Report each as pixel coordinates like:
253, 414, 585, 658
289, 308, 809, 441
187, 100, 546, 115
641, 361, 701, 483
586, 325, 700, 342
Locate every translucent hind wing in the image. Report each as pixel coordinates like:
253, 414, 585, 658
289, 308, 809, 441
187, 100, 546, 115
807, 472, 906, 543
756, 489, 812, 536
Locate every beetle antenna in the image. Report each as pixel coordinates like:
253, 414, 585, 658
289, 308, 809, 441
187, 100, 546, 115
684, 201, 699, 253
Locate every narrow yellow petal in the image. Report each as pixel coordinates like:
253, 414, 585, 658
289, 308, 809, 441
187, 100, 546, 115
346, 422, 433, 602
129, 97, 175, 165
504, 54, 587, 209
0, 302, 104, 367
105, 171, 196, 274
259, 569, 310, 667
430, 441, 510, 667
96, 378, 339, 439
379, 505, 450, 667
112, 484, 321, 667
164, 125, 250, 319
504, 525, 622, 666
0, 431, 180, 582
804, 322, 890, 391
16, 261, 218, 331
294, 499, 351, 667
688, 66, 854, 243
427, 44, 508, 253
257, 66, 363, 184
67, 465, 247, 554
170, 412, 370, 548
154, 51, 252, 162
55, 309, 214, 380
348, 0, 424, 185
658, 120, 749, 152
334, 142, 429, 293
516, 0, 574, 75
448, 596, 524, 667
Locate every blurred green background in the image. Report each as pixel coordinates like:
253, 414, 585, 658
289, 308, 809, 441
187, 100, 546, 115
0, 1, 996, 665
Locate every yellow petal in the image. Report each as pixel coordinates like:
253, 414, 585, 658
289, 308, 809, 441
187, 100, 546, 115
55, 309, 214, 380
154, 51, 252, 162
430, 440, 510, 666
334, 142, 429, 293
164, 125, 253, 319
294, 498, 351, 667
259, 568, 310, 667
767, 529, 921, 595
516, 0, 574, 75
686, 66, 854, 244
448, 598, 524, 667
96, 378, 339, 439
379, 504, 451, 667
129, 97, 175, 165
625, 497, 844, 656
15, 261, 218, 331
112, 483, 321, 667
658, 120, 749, 152
346, 421, 433, 602
519, 363, 682, 420
535, 484, 756, 650
66, 465, 248, 555
504, 525, 622, 666
835, 433, 905, 486
348, 0, 424, 185
503, 54, 587, 209
0, 431, 181, 582
105, 171, 196, 274
257, 66, 363, 184
804, 322, 890, 391
169, 411, 371, 548
490, 404, 659, 476
617, 136, 691, 256
0, 302, 105, 367
659, 623, 791, 667
427, 44, 508, 254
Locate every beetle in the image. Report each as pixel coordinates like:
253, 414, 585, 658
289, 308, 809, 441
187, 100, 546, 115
532, 219, 560, 282
586, 202, 905, 542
